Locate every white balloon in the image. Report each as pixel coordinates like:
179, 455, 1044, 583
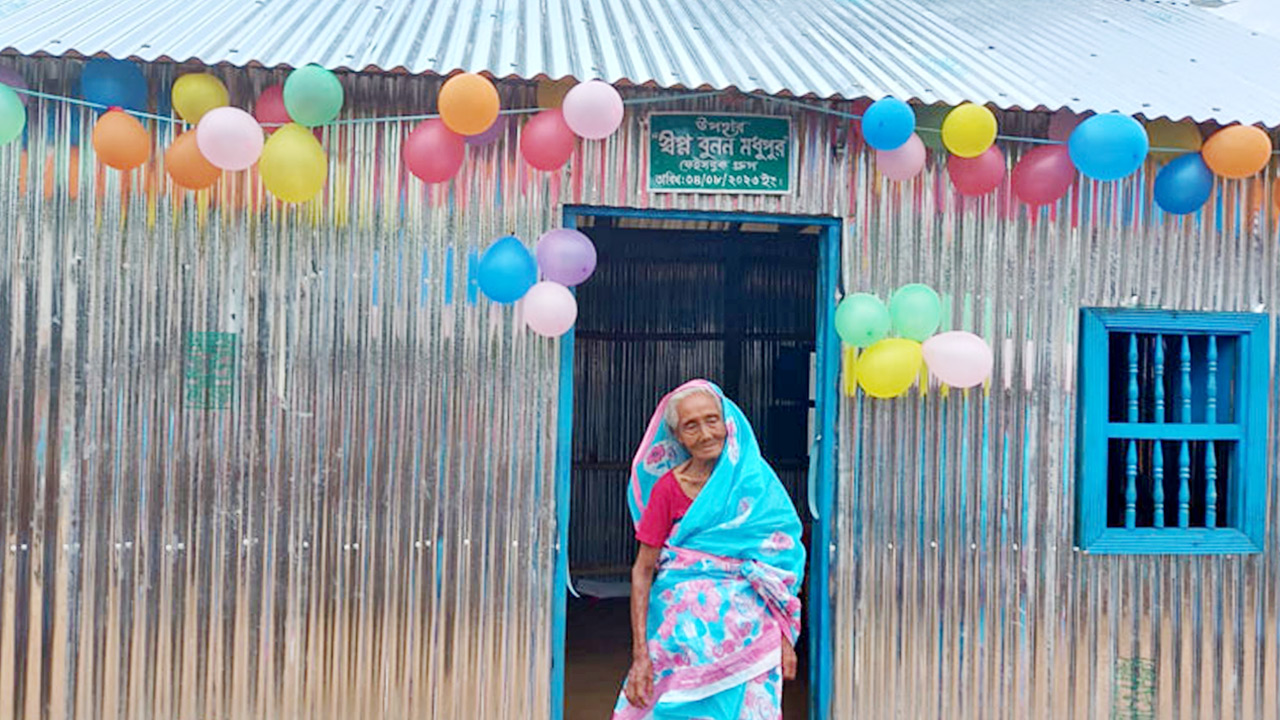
523, 281, 578, 337
922, 331, 993, 388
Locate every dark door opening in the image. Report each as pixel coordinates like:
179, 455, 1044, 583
564, 213, 819, 720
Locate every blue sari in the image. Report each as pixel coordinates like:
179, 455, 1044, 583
612, 380, 805, 720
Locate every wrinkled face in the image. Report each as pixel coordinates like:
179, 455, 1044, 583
674, 393, 726, 463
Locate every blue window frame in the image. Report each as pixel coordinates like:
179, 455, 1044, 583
1078, 309, 1270, 555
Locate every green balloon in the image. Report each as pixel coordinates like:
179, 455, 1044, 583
890, 284, 942, 341
0, 84, 25, 146
915, 104, 949, 151
283, 64, 344, 127
835, 293, 891, 348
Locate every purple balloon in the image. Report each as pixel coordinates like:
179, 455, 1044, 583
466, 114, 507, 146
0, 67, 28, 106
536, 228, 597, 286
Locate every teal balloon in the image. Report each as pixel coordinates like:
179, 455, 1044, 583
835, 293, 891, 348
478, 236, 537, 303
283, 64, 344, 127
0, 84, 25, 145
889, 284, 942, 341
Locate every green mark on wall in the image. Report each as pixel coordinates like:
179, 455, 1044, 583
1112, 657, 1157, 720
184, 331, 239, 410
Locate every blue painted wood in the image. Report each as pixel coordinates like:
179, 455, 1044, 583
1177, 335, 1192, 528
1153, 336, 1165, 528
1180, 335, 1192, 423
1105, 423, 1242, 441
1077, 309, 1111, 549
1125, 334, 1138, 528
1205, 337, 1218, 527
1127, 334, 1139, 422
1240, 322, 1270, 549
1086, 527, 1263, 555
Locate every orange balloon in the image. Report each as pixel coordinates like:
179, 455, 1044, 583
165, 130, 221, 190
438, 72, 500, 135
1202, 125, 1272, 179
92, 110, 151, 170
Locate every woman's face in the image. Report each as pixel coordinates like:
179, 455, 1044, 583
674, 393, 726, 463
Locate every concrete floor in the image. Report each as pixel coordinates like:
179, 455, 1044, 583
564, 596, 807, 720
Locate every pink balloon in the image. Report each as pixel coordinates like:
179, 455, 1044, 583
947, 145, 1005, 197
404, 118, 465, 183
1047, 109, 1084, 143
465, 114, 507, 146
876, 133, 926, 181
1011, 144, 1075, 206
197, 107, 264, 171
0, 66, 28, 106
254, 84, 291, 133
520, 109, 577, 171
562, 80, 624, 139
923, 331, 993, 388
523, 281, 578, 337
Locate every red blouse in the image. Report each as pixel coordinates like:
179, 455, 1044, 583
635, 471, 695, 547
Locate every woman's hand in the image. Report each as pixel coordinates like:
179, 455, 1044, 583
781, 636, 797, 681
624, 654, 654, 708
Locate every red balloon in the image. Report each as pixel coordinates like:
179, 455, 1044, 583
1011, 144, 1075, 206
254, 84, 291, 133
947, 145, 1006, 197
520, 109, 576, 171
404, 118, 465, 183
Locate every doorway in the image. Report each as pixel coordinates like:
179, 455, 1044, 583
554, 208, 840, 720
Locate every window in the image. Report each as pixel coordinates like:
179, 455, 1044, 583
1078, 309, 1270, 554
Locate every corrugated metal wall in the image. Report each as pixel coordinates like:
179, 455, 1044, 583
832, 122, 1280, 719
1, 55, 1277, 720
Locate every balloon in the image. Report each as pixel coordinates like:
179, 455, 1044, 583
0, 66, 28, 106
1153, 152, 1213, 215
861, 97, 915, 151
923, 331, 993, 388
0, 83, 25, 145
80, 58, 148, 112
915, 104, 949, 151
259, 123, 327, 203
196, 107, 264, 171
889, 284, 942, 341
523, 281, 578, 337
1067, 113, 1148, 181
254, 84, 292, 132
404, 118, 465, 183
520, 109, 577, 171
941, 103, 997, 158
283, 64, 344, 127
536, 78, 576, 109
1146, 118, 1202, 157
1047, 109, 1085, 142
1201, 125, 1271, 179
562, 80, 624, 140
165, 130, 221, 190
92, 109, 150, 170
171, 73, 229, 124
1011, 144, 1075, 206
466, 114, 507, 146
536, 228, 597, 286
438, 72, 500, 136
835, 293, 891, 348
856, 339, 923, 399
876, 133, 926, 181
947, 145, 1006, 197
478, 236, 537, 303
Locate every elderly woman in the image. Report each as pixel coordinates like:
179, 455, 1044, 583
612, 380, 805, 720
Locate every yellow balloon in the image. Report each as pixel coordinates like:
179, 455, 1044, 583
536, 77, 576, 109
856, 339, 923, 399
941, 103, 997, 158
172, 73, 229, 124
1145, 118, 1202, 157
259, 123, 327, 203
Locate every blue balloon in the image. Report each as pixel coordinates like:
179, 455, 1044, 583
861, 97, 915, 151
478, 236, 537, 303
1068, 113, 1148, 181
1153, 153, 1213, 215
79, 58, 148, 112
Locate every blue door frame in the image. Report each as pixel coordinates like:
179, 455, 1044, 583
552, 205, 841, 720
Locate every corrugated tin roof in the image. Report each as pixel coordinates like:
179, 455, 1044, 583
2, 0, 1280, 125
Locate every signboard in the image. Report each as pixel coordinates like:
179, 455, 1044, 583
184, 331, 239, 410
647, 113, 792, 194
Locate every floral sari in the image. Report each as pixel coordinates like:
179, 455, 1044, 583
612, 380, 805, 720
